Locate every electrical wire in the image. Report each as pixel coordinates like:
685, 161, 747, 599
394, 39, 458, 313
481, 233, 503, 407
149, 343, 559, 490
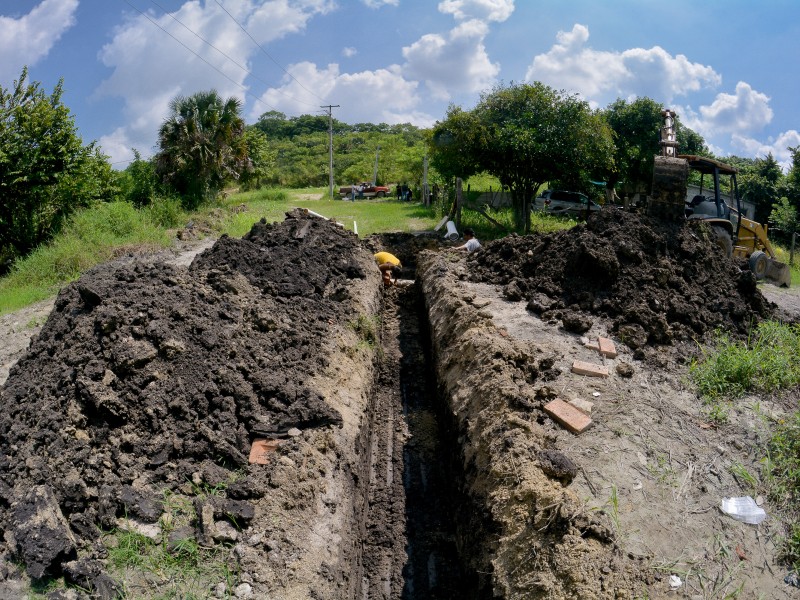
213, 0, 327, 103
147, 0, 319, 108
121, 0, 281, 113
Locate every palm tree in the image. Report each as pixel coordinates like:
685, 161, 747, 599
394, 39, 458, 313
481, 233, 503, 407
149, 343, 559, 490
156, 90, 248, 209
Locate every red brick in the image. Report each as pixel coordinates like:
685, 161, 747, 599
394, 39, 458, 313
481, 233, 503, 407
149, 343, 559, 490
249, 438, 281, 464
544, 399, 593, 434
572, 360, 609, 378
598, 337, 618, 358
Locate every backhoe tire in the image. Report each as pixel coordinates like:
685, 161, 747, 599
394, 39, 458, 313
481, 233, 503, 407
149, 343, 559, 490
712, 225, 733, 258
749, 250, 768, 280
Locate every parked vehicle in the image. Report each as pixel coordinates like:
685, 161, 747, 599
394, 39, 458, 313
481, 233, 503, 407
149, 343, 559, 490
533, 190, 600, 216
338, 182, 390, 198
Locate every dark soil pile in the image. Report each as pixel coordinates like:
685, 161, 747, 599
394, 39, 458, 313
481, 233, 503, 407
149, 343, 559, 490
0, 210, 367, 588
469, 209, 775, 349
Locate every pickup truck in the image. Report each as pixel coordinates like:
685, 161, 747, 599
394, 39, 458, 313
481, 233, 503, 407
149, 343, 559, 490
339, 182, 390, 199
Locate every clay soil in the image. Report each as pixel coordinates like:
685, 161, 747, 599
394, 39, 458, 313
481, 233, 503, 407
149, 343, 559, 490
1, 208, 799, 599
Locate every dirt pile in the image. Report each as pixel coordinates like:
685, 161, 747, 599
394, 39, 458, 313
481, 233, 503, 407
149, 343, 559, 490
469, 209, 775, 351
0, 210, 368, 591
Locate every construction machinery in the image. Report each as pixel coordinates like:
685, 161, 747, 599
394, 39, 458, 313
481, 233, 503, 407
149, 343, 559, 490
646, 109, 791, 287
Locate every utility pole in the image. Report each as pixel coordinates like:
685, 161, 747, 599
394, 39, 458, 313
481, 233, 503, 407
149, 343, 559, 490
321, 104, 340, 200
372, 145, 380, 184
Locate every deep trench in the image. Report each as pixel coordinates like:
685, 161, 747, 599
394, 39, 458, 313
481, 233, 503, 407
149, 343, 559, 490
356, 283, 478, 599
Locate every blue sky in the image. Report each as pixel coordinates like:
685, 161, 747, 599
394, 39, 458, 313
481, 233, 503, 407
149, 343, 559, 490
2, 0, 799, 170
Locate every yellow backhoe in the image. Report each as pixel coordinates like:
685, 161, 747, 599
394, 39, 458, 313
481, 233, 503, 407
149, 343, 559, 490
646, 110, 791, 287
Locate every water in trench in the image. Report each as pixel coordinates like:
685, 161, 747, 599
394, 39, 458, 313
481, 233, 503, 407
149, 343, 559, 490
359, 284, 473, 599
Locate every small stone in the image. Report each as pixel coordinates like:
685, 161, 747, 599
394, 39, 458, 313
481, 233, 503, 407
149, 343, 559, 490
212, 520, 238, 543
755, 495, 764, 506
278, 456, 295, 467
234, 582, 253, 599
286, 428, 302, 437
616, 362, 635, 378
213, 582, 227, 598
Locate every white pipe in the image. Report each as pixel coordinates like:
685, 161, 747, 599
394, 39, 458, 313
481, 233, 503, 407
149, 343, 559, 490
353, 221, 358, 235
300, 208, 344, 228
444, 220, 459, 241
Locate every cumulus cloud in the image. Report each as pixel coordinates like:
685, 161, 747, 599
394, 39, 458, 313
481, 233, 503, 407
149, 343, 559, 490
697, 82, 773, 135
731, 130, 800, 170
95, 0, 330, 162
253, 61, 434, 125
438, 0, 514, 22
342, 46, 357, 57
0, 0, 79, 85
525, 24, 721, 105
402, 19, 499, 100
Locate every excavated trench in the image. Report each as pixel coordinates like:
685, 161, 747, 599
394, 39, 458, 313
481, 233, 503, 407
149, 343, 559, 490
357, 283, 476, 599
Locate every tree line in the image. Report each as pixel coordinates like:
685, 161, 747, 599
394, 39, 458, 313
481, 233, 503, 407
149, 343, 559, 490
3, 67, 800, 270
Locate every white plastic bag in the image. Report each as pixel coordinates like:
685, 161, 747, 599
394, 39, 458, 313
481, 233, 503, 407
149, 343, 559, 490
720, 496, 767, 525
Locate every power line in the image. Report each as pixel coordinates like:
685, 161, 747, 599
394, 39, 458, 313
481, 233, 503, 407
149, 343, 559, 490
213, 0, 326, 103
121, 0, 281, 114
146, 0, 319, 109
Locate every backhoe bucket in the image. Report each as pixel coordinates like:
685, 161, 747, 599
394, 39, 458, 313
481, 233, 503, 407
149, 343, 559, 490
766, 258, 792, 288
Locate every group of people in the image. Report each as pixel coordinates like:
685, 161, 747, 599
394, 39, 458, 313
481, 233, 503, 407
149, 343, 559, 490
374, 228, 481, 288
350, 184, 364, 201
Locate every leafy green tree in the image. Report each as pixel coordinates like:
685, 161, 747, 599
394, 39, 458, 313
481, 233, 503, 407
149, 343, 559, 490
602, 98, 707, 201
739, 153, 783, 223
770, 196, 797, 244
155, 90, 248, 209
118, 150, 161, 207
0, 67, 107, 266
239, 128, 276, 191
430, 82, 615, 231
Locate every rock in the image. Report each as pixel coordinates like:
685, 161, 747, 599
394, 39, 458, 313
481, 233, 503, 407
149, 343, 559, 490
212, 520, 239, 543
561, 312, 593, 334
116, 518, 161, 541
234, 582, 253, 599
287, 427, 302, 437
10, 485, 77, 579
214, 582, 227, 598
616, 362, 635, 378
538, 449, 578, 484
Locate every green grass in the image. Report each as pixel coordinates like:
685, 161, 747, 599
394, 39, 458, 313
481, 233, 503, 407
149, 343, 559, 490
0, 200, 178, 314
0, 186, 575, 316
690, 321, 800, 575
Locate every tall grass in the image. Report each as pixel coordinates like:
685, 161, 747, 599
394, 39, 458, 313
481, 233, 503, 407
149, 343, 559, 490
0, 201, 179, 314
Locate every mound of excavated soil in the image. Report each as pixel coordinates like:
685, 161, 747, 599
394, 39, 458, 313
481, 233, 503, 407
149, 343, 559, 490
469, 209, 775, 350
0, 210, 368, 588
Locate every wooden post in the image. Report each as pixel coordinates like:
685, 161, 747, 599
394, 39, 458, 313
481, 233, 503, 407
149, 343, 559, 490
791, 231, 797, 266
455, 178, 463, 231
423, 155, 430, 207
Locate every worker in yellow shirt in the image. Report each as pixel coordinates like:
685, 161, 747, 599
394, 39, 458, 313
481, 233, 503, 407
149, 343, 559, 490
374, 251, 402, 287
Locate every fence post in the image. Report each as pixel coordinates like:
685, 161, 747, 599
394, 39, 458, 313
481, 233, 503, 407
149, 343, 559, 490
791, 231, 797, 266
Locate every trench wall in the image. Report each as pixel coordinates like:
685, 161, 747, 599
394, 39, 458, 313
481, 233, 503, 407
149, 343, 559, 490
417, 251, 645, 599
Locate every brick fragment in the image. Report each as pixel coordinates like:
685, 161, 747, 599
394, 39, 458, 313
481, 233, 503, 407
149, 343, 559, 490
249, 438, 281, 464
571, 360, 609, 378
544, 399, 593, 434
598, 337, 618, 358
584, 342, 600, 352
567, 398, 594, 414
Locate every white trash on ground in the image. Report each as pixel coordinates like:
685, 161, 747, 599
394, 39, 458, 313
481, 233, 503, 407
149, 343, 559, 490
720, 496, 767, 524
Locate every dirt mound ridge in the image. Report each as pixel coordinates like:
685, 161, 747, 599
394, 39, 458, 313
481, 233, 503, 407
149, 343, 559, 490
0, 210, 367, 586
469, 209, 775, 349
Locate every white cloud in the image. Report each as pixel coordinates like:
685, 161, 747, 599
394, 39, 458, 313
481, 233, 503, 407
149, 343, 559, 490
362, 0, 399, 6
342, 46, 357, 57
438, 0, 514, 22
253, 61, 433, 126
525, 24, 721, 105
402, 19, 499, 100
0, 0, 79, 85
95, 0, 329, 163
731, 130, 800, 170
697, 81, 773, 135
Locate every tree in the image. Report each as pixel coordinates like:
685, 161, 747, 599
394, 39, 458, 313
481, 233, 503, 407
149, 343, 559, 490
430, 82, 615, 232
118, 150, 162, 207
239, 128, 276, 191
602, 98, 707, 201
770, 196, 797, 244
0, 67, 106, 266
738, 153, 783, 223
155, 90, 248, 209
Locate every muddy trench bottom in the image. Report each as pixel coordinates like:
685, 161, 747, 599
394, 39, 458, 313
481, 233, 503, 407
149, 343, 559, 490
358, 284, 474, 599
